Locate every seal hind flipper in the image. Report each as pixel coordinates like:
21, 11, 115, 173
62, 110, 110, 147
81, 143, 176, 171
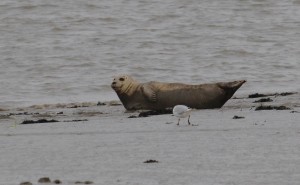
218, 80, 246, 91
141, 84, 157, 102
217, 80, 246, 103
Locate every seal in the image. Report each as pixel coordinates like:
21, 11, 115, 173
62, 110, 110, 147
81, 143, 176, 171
111, 75, 246, 110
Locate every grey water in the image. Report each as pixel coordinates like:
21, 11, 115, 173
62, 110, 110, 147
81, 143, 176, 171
1, 0, 299, 109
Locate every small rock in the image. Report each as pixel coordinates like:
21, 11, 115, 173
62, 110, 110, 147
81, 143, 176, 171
68, 105, 79, 108
97, 102, 106, 106
53, 179, 62, 184
20, 182, 32, 185
290, 111, 299, 113
38, 177, 51, 183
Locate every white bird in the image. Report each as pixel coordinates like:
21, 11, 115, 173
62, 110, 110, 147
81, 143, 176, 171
173, 105, 192, 125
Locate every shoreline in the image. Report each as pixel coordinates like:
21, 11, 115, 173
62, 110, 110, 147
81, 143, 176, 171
0, 92, 300, 123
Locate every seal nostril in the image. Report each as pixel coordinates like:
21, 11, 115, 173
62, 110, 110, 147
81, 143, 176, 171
112, 82, 116, 85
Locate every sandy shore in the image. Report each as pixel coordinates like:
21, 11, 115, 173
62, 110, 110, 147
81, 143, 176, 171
0, 93, 299, 185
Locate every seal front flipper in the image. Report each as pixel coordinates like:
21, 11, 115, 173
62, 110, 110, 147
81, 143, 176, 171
141, 84, 157, 102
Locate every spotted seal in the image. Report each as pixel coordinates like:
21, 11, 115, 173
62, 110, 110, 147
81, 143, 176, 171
111, 75, 246, 110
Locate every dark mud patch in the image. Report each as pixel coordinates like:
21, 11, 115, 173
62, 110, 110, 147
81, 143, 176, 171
21, 119, 59, 124
232, 115, 245, 119
20, 182, 32, 185
1, 112, 41, 119
279, 92, 297, 96
97, 101, 106, 106
290, 111, 300, 113
21, 178, 61, 185
255, 105, 291, 111
248, 92, 297, 98
76, 111, 104, 117
8, 112, 40, 116
21, 119, 89, 124
74, 181, 93, 184
253, 98, 273, 103
108, 101, 122, 106
0, 114, 11, 119
128, 115, 138, 118
53, 179, 62, 184
63, 119, 88, 122
144, 159, 159, 163
0, 108, 8, 111
139, 109, 172, 117
68, 105, 89, 108
248, 93, 269, 98
129, 109, 172, 118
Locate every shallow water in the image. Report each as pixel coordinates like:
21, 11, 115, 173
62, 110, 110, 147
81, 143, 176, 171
1, 0, 299, 108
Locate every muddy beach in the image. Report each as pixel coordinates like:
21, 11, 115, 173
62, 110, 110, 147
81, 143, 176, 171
0, 92, 299, 185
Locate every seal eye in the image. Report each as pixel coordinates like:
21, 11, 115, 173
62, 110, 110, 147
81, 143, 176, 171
119, 77, 125, 81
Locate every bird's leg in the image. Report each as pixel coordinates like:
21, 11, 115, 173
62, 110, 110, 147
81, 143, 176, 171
177, 118, 180, 126
188, 115, 191, 125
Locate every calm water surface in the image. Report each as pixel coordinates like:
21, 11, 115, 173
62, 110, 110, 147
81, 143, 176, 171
1, 0, 299, 108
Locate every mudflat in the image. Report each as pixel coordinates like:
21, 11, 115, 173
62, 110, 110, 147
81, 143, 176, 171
0, 92, 299, 185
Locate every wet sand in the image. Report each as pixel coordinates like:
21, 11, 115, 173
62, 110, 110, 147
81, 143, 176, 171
0, 93, 299, 185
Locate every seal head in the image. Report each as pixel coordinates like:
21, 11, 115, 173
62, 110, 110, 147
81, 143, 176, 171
111, 75, 145, 110
111, 75, 138, 95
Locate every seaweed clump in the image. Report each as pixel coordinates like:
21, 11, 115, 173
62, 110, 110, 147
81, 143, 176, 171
139, 109, 172, 117
255, 105, 291, 111
249, 92, 297, 98
128, 109, 172, 118
248, 93, 269, 98
253, 98, 273, 103
21, 119, 59, 124
232, 115, 245, 119
144, 159, 159, 163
